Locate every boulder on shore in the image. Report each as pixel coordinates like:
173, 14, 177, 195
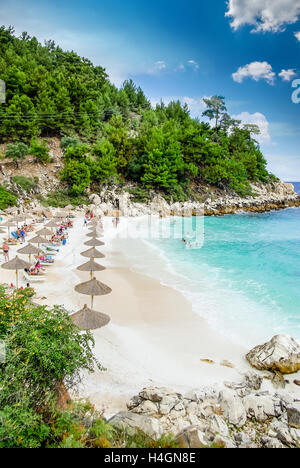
246, 335, 300, 374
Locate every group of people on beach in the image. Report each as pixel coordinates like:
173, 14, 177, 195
25, 258, 45, 276
84, 211, 94, 226
4, 223, 35, 246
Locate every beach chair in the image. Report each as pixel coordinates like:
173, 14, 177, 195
41, 245, 59, 255
39, 255, 54, 266
23, 270, 45, 283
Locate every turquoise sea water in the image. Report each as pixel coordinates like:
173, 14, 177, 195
120, 207, 300, 347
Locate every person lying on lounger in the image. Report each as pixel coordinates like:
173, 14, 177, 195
39, 255, 54, 264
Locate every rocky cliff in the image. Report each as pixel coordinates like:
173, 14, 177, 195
88, 180, 300, 218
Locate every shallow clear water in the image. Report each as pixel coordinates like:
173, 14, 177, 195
116, 208, 300, 347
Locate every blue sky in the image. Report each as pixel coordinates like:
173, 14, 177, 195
1, 0, 300, 180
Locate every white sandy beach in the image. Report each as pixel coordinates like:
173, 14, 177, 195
1, 216, 299, 417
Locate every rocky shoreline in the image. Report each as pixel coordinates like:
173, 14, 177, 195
108, 335, 300, 449
87, 181, 300, 218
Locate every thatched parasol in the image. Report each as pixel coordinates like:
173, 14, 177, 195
17, 243, 40, 262
80, 247, 105, 259
55, 212, 68, 219
37, 227, 52, 237
75, 277, 111, 308
2, 221, 17, 236
77, 259, 105, 277
87, 221, 98, 228
29, 235, 48, 248
45, 220, 59, 233
70, 305, 110, 330
45, 220, 59, 228
86, 230, 103, 238
84, 238, 105, 247
1, 255, 30, 288
11, 215, 25, 225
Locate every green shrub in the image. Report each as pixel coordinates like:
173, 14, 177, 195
5, 142, 28, 167
38, 190, 90, 208
12, 175, 39, 193
0, 404, 50, 448
125, 186, 151, 203
29, 138, 51, 163
0, 185, 18, 210
60, 136, 81, 151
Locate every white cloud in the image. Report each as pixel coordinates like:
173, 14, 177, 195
279, 69, 297, 82
233, 111, 271, 144
187, 60, 199, 71
266, 153, 300, 180
295, 31, 300, 41
232, 61, 276, 84
146, 61, 168, 75
226, 0, 300, 33
154, 61, 167, 71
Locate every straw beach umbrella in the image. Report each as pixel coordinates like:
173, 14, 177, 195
70, 305, 110, 331
11, 215, 25, 227
75, 277, 111, 308
45, 220, 59, 233
17, 243, 40, 262
1, 255, 30, 289
81, 247, 105, 259
87, 221, 98, 228
30, 235, 48, 249
56, 212, 68, 219
37, 227, 52, 238
45, 220, 59, 228
77, 259, 105, 277
84, 238, 105, 247
86, 230, 103, 238
2, 221, 17, 236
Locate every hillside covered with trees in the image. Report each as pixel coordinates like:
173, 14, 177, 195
0, 26, 275, 206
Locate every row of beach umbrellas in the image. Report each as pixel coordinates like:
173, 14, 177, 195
71, 219, 111, 330
0, 213, 112, 331
0, 214, 69, 288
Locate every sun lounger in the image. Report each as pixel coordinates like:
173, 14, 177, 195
39, 261, 53, 266
23, 271, 45, 283
41, 245, 59, 255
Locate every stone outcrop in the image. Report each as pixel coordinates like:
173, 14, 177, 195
86, 180, 300, 218
246, 335, 300, 374
107, 337, 300, 449
109, 374, 300, 448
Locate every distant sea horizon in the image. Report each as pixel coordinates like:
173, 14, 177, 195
288, 182, 300, 193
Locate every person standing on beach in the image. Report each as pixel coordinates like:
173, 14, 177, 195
2, 242, 9, 261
